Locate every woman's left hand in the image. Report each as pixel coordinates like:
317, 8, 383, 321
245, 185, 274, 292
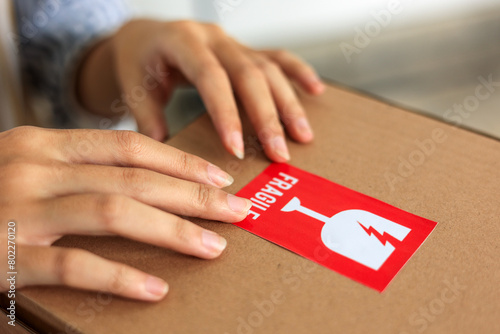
77, 19, 325, 162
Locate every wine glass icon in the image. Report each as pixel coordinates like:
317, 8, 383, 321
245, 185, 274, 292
281, 197, 411, 270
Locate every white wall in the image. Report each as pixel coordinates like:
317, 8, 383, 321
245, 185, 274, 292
127, 0, 500, 47
127, 0, 193, 20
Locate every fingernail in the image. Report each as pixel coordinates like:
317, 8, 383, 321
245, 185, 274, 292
144, 276, 168, 298
227, 194, 252, 214
271, 136, 290, 161
296, 117, 314, 140
207, 164, 234, 188
202, 230, 227, 255
230, 131, 245, 160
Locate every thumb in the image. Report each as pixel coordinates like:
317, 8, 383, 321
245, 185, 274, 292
131, 93, 169, 142
120, 65, 173, 142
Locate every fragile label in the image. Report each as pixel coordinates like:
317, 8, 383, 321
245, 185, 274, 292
235, 163, 437, 292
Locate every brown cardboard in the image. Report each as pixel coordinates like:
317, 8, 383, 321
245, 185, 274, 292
4, 84, 500, 333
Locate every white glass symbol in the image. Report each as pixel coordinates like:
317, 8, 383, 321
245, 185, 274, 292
281, 197, 411, 270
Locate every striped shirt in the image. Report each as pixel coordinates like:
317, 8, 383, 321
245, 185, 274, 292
14, 0, 135, 130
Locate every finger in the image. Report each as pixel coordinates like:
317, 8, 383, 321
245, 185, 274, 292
251, 55, 314, 143
18, 246, 168, 302
36, 194, 228, 259
262, 50, 325, 95
115, 56, 169, 142
162, 37, 244, 159
213, 42, 290, 162
47, 164, 252, 222
49, 129, 234, 188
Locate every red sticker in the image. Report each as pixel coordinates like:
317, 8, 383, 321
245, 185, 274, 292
235, 163, 437, 292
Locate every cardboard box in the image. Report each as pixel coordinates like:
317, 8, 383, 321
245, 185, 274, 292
3, 84, 499, 333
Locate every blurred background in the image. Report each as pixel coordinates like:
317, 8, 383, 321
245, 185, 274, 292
127, 0, 500, 139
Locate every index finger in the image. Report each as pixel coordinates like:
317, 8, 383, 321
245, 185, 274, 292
47, 129, 234, 188
165, 38, 245, 160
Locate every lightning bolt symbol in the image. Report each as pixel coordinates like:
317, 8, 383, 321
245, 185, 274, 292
358, 221, 402, 246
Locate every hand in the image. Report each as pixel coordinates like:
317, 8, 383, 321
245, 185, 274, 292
0, 126, 251, 301
77, 20, 325, 162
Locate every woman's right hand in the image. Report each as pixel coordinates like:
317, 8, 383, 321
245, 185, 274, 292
0, 126, 251, 301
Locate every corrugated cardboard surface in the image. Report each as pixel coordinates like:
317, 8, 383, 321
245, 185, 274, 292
7, 85, 500, 333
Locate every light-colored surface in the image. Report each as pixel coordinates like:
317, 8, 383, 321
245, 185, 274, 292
128, 0, 499, 47
292, 8, 500, 139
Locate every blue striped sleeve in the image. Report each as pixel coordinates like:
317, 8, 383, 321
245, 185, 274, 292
15, 0, 131, 128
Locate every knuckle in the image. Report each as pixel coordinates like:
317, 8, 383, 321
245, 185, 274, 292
172, 217, 191, 245
18, 161, 43, 176
264, 115, 284, 132
7, 126, 46, 151
172, 20, 197, 31
115, 130, 145, 158
192, 183, 214, 210
237, 64, 265, 82
196, 63, 227, 84
258, 119, 284, 142
174, 151, 192, 174
48, 162, 68, 183
54, 250, 81, 286
280, 106, 302, 126
121, 168, 150, 194
0, 162, 43, 191
257, 60, 280, 74
205, 22, 224, 35
96, 195, 127, 231
2, 162, 30, 179
271, 49, 289, 60
107, 265, 130, 294
10, 126, 43, 139
58, 128, 74, 144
